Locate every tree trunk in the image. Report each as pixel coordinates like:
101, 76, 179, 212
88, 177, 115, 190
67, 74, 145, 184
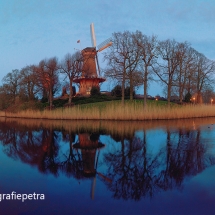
144, 65, 148, 108
121, 69, 126, 105
179, 87, 183, 103
167, 83, 171, 107
49, 87, 53, 109
130, 74, 133, 101
68, 78, 73, 105
197, 90, 202, 104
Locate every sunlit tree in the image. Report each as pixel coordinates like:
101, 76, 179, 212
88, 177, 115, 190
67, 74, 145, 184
59, 52, 82, 105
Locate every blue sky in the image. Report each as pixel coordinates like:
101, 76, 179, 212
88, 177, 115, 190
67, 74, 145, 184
1, 0, 215, 96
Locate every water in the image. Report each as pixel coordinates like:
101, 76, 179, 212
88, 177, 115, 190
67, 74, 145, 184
0, 118, 215, 215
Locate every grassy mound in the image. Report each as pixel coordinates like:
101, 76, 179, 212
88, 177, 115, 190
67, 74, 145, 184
1, 98, 214, 121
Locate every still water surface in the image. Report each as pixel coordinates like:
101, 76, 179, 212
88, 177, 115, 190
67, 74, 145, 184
0, 118, 215, 215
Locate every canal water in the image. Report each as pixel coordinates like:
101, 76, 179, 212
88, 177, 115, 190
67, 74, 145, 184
0, 118, 215, 215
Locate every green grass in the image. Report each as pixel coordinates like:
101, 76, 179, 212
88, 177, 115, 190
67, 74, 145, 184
78, 99, 175, 110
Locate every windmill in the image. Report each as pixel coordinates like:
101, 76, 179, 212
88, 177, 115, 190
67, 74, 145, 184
74, 23, 112, 96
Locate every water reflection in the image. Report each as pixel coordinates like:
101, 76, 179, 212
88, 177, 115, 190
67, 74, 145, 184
102, 127, 213, 200
0, 118, 215, 201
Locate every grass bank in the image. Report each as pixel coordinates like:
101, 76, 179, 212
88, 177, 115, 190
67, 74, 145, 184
0, 100, 215, 121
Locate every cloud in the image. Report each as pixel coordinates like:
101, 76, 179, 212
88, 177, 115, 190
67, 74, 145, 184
198, 1, 215, 22
165, 0, 215, 23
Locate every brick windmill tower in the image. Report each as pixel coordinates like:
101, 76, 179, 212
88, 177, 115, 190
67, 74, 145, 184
74, 23, 112, 96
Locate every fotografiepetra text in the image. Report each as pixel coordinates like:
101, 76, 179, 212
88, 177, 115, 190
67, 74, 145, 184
0, 191, 45, 202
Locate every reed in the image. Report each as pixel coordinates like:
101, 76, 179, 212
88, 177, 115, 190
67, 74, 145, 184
1, 117, 215, 143
0, 102, 215, 121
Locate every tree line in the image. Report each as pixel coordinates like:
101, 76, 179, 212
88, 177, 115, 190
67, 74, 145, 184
0, 52, 82, 110
0, 30, 215, 110
104, 31, 215, 107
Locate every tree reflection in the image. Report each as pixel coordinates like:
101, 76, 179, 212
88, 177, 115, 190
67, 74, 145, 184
0, 121, 215, 201
60, 132, 84, 179
0, 123, 105, 180
102, 130, 162, 200
38, 128, 60, 176
156, 127, 210, 191
102, 127, 215, 200
0, 122, 60, 176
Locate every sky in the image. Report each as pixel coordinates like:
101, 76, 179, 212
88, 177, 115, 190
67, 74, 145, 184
1, 0, 215, 96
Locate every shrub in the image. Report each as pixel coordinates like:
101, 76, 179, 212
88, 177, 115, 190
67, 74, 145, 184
41, 97, 48, 103
184, 92, 192, 103
125, 86, 135, 97
72, 86, 76, 96
90, 86, 100, 96
111, 85, 135, 98
111, 85, 122, 97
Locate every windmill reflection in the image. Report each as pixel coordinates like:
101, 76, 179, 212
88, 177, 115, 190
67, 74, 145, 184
72, 132, 107, 199
0, 120, 215, 201
73, 133, 105, 177
60, 131, 106, 199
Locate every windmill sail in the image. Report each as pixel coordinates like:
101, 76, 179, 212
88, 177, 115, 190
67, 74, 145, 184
90, 23, 113, 76
95, 54, 101, 76
90, 23, 96, 47
97, 38, 113, 52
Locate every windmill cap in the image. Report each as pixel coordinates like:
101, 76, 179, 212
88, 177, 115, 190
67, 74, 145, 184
82, 47, 97, 52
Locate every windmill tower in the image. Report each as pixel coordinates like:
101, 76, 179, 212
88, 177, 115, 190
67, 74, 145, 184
74, 23, 112, 96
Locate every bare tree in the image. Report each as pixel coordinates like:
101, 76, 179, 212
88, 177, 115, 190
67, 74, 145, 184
59, 52, 82, 105
202, 85, 215, 103
174, 42, 195, 103
2, 69, 20, 104
182, 49, 198, 98
134, 31, 158, 108
154, 39, 180, 106
19, 65, 40, 101
0, 85, 11, 109
104, 31, 141, 103
34, 57, 59, 109
192, 51, 215, 103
